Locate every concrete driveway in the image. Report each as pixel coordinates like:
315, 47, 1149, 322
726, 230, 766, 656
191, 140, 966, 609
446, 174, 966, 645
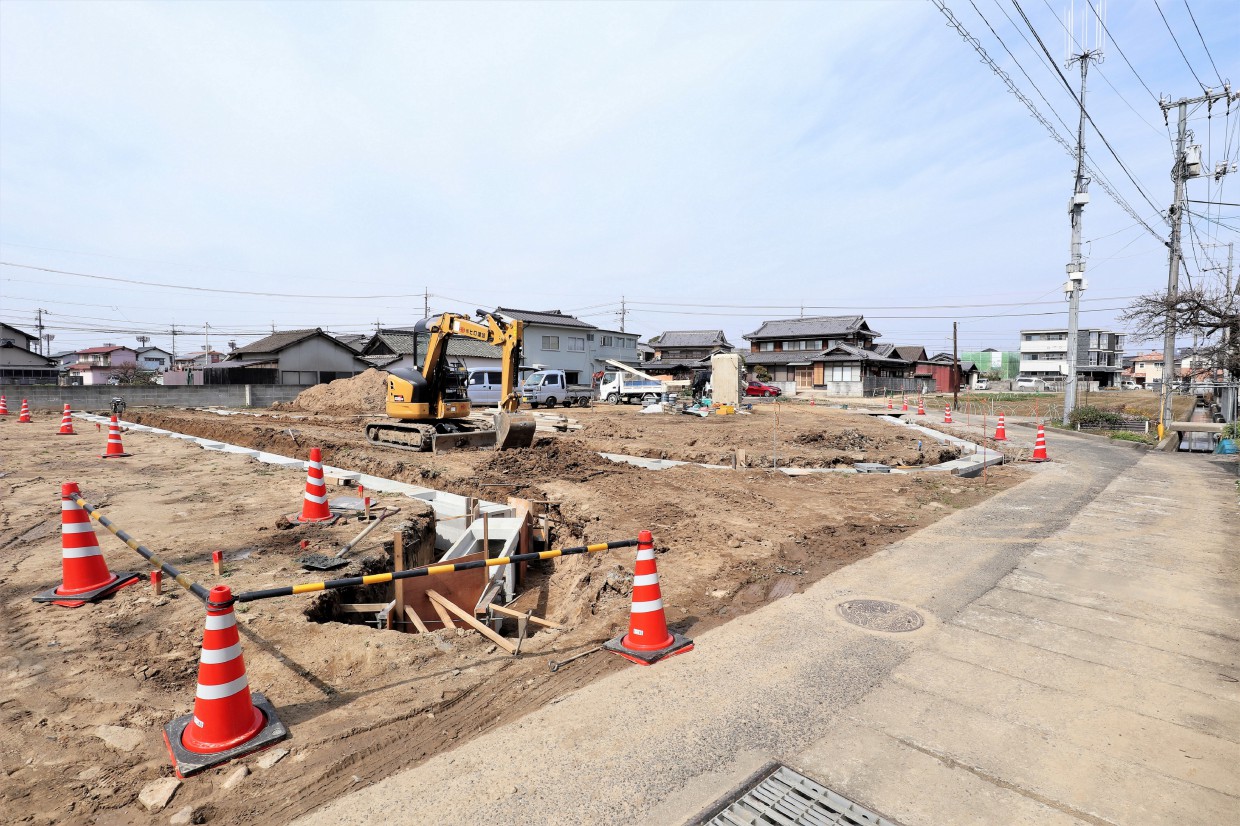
296, 430, 1239, 826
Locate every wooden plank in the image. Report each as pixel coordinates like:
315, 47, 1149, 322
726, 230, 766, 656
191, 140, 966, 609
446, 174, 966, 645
404, 605, 428, 634
488, 602, 563, 629
427, 590, 516, 654
428, 593, 456, 630
338, 603, 390, 613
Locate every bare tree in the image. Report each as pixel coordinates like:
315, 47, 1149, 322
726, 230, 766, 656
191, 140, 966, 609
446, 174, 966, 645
108, 364, 160, 386
1120, 284, 1239, 380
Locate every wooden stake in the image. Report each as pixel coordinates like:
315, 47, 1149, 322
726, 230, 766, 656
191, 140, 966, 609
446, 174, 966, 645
489, 602, 563, 629
428, 592, 455, 630
427, 590, 516, 654
212, 550, 222, 577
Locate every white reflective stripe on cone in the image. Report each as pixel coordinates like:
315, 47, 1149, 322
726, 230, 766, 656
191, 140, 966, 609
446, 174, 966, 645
62, 545, 103, 558
61, 501, 80, 511
636, 549, 655, 561
199, 643, 243, 665
630, 598, 664, 613
304, 491, 328, 504
204, 614, 238, 631
195, 674, 249, 701
633, 573, 660, 587
61, 522, 95, 534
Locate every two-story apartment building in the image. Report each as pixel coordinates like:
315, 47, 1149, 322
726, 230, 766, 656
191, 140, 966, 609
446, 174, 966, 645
1018, 328, 1124, 388
64, 345, 137, 385
495, 308, 641, 385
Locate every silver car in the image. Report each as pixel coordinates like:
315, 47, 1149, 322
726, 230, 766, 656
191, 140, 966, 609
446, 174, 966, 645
466, 369, 504, 407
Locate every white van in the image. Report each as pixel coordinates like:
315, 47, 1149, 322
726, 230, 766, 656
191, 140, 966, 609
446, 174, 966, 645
466, 369, 505, 407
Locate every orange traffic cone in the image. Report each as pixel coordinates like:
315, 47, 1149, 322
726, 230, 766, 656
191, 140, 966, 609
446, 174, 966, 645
994, 413, 1007, 441
163, 585, 287, 778
296, 447, 335, 523
0, 395, 8, 415
887, 398, 893, 410
33, 482, 139, 607
56, 404, 75, 435
603, 530, 694, 665
917, 397, 925, 416
1030, 424, 1049, 462
901, 396, 908, 412
101, 415, 131, 458
19, 399, 32, 423
944, 404, 952, 424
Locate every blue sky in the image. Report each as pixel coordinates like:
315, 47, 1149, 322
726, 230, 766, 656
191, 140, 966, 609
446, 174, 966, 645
1, 0, 1236, 357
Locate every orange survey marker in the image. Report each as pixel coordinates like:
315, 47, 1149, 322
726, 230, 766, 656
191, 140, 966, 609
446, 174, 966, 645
33, 482, 139, 607
101, 415, 131, 458
56, 404, 75, 435
603, 530, 693, 666
994, 413, 1007, 441
163, 585, 287, 777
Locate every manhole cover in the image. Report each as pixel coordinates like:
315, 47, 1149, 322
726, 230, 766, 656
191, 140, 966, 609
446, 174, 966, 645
836, 600, 923, 633
698, 764, 899, 825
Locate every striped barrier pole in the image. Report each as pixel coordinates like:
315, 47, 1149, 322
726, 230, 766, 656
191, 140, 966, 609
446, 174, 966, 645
74, 496, 211, 603
234, 538, 639, 603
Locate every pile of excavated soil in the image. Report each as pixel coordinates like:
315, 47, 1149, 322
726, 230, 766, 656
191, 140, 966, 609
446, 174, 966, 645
476, 438, 623, 483
277, 368, 389, 415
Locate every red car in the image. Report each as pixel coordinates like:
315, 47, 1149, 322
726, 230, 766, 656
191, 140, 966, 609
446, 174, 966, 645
745, 381, 781, 397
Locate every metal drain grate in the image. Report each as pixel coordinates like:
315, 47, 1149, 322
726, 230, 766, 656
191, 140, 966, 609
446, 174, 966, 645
702, 765, 898, 826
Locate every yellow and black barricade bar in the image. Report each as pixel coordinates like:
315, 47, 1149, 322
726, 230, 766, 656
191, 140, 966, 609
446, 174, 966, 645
234, 538, 638, 603
76, 497, 211, 603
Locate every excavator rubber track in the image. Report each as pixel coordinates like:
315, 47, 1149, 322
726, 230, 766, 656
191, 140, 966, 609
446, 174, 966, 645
364, 412, 535, 454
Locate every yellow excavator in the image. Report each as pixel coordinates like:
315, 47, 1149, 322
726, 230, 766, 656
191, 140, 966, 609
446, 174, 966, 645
364, 311, 537, 452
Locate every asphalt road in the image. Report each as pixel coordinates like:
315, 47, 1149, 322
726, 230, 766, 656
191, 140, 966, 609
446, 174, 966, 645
296, 427, 1239, 826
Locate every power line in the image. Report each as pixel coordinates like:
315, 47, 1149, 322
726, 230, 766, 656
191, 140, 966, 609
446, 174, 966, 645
0, 262, 430, 300
1181, 0, 1224, 87
1010, 1, 1165, 219
1084, 0, 1160, 105
1153, 0, 1207, 90
930, 0, 1164, 239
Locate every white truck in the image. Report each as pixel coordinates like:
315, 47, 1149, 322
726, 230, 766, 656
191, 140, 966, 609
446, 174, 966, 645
519, 370, 592, 408
598, 371, 664, 405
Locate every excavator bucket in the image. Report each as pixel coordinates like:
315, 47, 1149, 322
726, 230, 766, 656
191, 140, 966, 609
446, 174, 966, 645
495, 411, 537, 450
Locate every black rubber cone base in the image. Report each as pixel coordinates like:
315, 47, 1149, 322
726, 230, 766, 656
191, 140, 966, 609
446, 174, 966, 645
33, 571, 140, 608
100, 452, 132, 459
603, 631, 694, 666
162, 692, 288, 779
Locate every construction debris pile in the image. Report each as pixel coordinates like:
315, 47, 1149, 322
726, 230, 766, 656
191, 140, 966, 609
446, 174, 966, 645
274, 368, 390, 415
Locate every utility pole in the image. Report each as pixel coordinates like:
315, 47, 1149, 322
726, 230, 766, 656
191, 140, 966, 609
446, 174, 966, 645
204, 322, 211, 368
35, 308, 47, 355
423, 288, 430, 319
619, 295, 627, 333
952, 321, 959, 410
1061, 37, 1102, 426
1157, 85, 1235, 434
170, 325, 180, 366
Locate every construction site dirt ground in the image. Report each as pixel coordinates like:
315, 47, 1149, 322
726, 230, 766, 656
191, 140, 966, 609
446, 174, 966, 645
1, 404, 1025, 825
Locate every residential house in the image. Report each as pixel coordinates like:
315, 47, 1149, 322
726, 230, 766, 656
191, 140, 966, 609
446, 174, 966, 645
1128, 352, 1163, 386
642, 330, 734, 379
915, 353, 978, 393
210, 328, 369, 385
331, 333, 368, 350
359, 328, 502, 373
63, 345, 137, 386
1018, 327, 1125, 388
495, 308, 641, 385
744, 315, 916, 395
0, 323, 58, 385
135, 346, 173, 373
174, 350, 227, 370
636, 341, 655, 364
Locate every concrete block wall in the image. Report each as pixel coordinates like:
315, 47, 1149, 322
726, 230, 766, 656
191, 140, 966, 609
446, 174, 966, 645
0, 384, 310, 409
